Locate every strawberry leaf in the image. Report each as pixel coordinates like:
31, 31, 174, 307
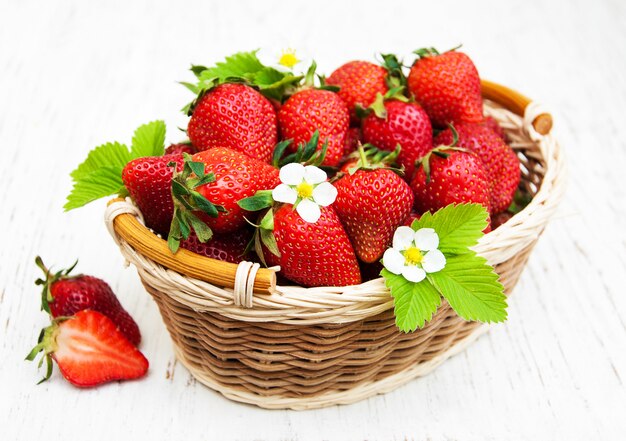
64, 167, 126, 211
428, 253, 507, 323
238, 190, 274, 211
70, 142, 131, 182
412, 203, 488, 254
66, 120, 168, 211
130, 120, 166, 158
199, 51, 265, 83
382, 268, 442, 332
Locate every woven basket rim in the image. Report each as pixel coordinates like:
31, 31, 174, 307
105, 81, 566, 324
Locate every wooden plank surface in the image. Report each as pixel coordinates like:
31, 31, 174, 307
1, 0, 625, 439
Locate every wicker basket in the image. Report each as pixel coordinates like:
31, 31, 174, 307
105, 81, 565, 410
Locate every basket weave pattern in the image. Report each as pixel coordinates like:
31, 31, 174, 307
106, 98, 564, 409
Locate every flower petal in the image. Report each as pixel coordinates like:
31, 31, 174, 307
312, 182, 337, 207
272, 184, 298, 204
422, 249, 446, 273
402, 265, 426, 283
414, 228, 439, 251
382, 248, 405, 275
393, 226, 416, 250
296, 198, 321, 223
279, 163, 305, 185
303, 165, 327, 184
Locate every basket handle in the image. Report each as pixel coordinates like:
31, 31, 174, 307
107, 198, 276, 294
481, 80, 552, 135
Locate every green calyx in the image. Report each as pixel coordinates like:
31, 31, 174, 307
25, 318, 68, 385
34, 256, 78, 315
380, 53, 408, 90
416, 125, 468, 183
413, 44, 463, 60
366, 88, 410, 120
181, 50, 305, 115
167, 154, 226, 253
343, 144, 403, 176
272, 130, 328, 169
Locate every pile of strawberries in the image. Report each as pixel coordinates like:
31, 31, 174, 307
121, 47, 521, 288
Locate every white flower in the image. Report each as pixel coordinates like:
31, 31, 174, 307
256, 47, 312, 74
382, 226, 446, 283
271, 163, 337, 223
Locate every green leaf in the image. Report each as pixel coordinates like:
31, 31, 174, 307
382, 269, 442, 332
260, 227, 280, 257
130, 120, 166, 158
238, 190, 274, 211
188, 214, 213, 242
413, 203, 489, 254
64, 167, 125, 211
428, 253, 507, 323
187, 160, 206, 179
69, 142, 131, 182
199, 51, 264, 83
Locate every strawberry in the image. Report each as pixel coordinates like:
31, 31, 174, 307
334, 151, 414, 263
180, 228, 252, 263
491, 211, 513, 230
402, 211, 421, 227
483, 116, 506, 141
277, 88, 349, 166
343, 126, 362, 158
407, 48, 483, 128
361, 99, 433, 180
326, 61, 389, 122
26, 310, 148, 387
491, 147, 521, 213
167, 148, 280, 252
263, 205, 361, 287
165, 142, 197, 155
187, 83, 278, 162
410, 147, 492, 215
434, 122, 519, 214
192, 148, 280, 233
35, 257, 141, 347
122, 153, 185, 237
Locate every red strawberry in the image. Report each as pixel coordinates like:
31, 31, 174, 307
122, 153, 184, 237
190, 148, 280, 234
164, 142, 197, 155
343, 126, 362, 158
334, 167, 414, 263
263, 205, 361, 287
402, 211, 421, 227
491, 211, 513, 230
326, 61, 389, 122
361, 99, 433, 180
180, 228, 252, 263
407, 49, 483, 128
491, 147, 521, 213
188, 83, 277, 162
35, 257, 141, 347
278, 89, 349, 166
483, 116, 506, 141
410, 147, 491, 215
434, 122, 519, 214
26, 310, 148, 387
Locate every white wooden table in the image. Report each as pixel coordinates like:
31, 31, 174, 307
2, 0, 625, 439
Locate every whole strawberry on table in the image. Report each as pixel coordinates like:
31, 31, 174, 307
63, 46, 524, 290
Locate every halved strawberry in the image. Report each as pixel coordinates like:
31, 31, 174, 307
35, 257, 141, 347
26, 310, 149, 387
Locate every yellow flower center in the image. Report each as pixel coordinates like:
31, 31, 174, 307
278, 49, 299, 68
297, 181, 314, 198
404, 247, 423, 265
